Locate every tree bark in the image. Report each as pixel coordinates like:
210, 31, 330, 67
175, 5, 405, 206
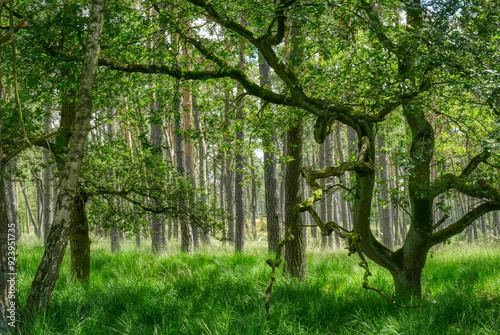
219, 149, 227, 243
377, 131, 393, 250
223, 97, 235, 244
0, 48, 19, 331
150, 95, 167, 253
193, 96, 211, 245
25, 0, 106, 313
335, 123, 350, 234
43, 108, 53, 245
5, 158, 19, 241
174, 78, 194, 254
319, 138, 328, 248
258, 52, 281, 252
70, 192, 90, 283
21, 183, 41, 237
107, 107, 121, 253
250, 154, 257, 240
234, 41, 246, 252
283, 122, 307, 279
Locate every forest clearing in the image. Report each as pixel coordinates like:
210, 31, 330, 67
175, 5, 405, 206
16, 237, 500, 335
2, 0, 500, 334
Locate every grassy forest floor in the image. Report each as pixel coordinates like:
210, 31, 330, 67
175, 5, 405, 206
16, 236, 500, 335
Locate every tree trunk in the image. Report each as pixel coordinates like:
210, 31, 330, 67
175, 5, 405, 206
0, 161, 18, 331
43, 109, 53, 245
219, 149, 227, 243
377, 131, 393, 249
25, 0, 106, 313
258, 52, 281, 252
150, 95, 166, 253
347, 126, 357, 228
21, 183, 41, 238
70, 192, 90, 283
250, 154, 257, 240
234, 41, 246, 252
173, 78, 194, 254
5, 158, 19, 241
107, 108, 121, 253
494, 211, 500, 237
319, 139, 328, 248
223, 97, 235, 244
193, 97, 211, 245
283, 122, 307, 279
335, 123, 350, 234
0, 64, 19, 330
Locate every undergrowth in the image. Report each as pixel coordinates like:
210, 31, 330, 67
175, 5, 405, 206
14, 237, 500, 334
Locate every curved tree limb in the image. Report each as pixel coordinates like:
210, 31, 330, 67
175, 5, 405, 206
430, 202, 500, 246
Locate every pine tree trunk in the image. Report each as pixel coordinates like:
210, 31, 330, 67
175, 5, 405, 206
150, 96, 166, 253
234, 42, 246, 252
250, 155, 257, 240
319, 139, 328, 248
258, 52, 281, 252
174, 80, 193, 254
219, 149, 227, 243
182, 50, 198, 250
377, 131, 393, 249
335, 123, 350, 234
494, 211, 500, 237
25, 0, 106, 313
21, 183, 41, 238
193, 97, 210, 245
108, 108, 121, 253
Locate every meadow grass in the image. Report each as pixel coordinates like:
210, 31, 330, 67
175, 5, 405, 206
14, 236, 500, 334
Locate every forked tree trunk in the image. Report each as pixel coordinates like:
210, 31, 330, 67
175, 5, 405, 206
25, 0, 106, 313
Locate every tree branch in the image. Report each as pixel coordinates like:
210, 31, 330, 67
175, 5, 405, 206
430, 202, 500, 246
98, 58, 295, 106
431, 149, 491, 198
3, 130, 61, 163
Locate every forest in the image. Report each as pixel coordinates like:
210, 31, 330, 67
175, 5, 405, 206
1, 0, 500, 334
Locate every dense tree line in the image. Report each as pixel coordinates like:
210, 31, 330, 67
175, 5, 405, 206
1, 0, 500, 330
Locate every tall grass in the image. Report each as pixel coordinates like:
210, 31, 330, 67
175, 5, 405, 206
15, 236, 500, 334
